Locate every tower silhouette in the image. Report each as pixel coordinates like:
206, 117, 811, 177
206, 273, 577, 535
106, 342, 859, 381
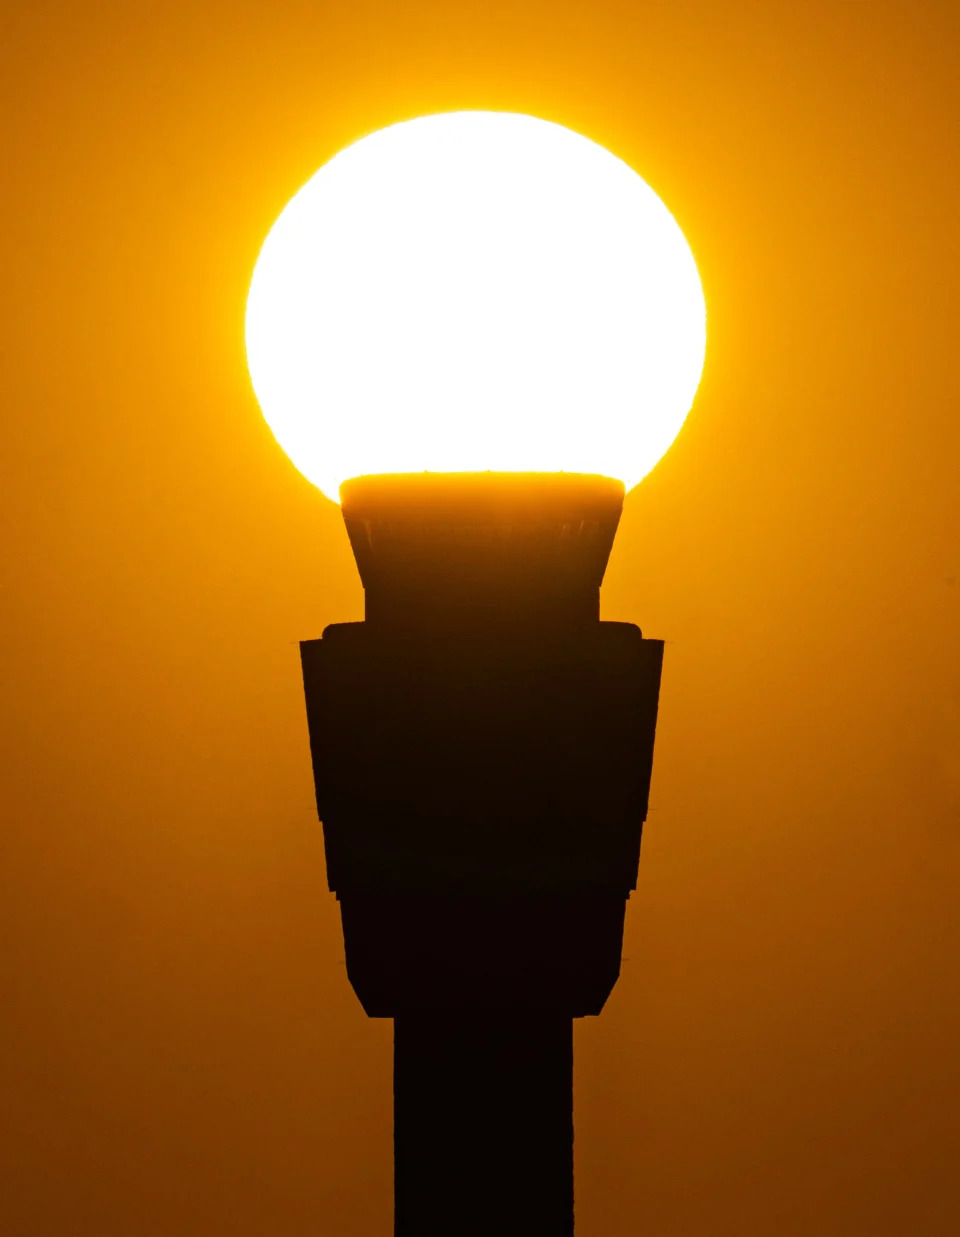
301, 473, 663, 1236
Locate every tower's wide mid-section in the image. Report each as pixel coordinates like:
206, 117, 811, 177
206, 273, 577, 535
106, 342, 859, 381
300, 472, 664, 1019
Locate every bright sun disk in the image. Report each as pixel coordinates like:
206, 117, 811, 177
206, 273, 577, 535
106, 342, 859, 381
245, 111, 706, 503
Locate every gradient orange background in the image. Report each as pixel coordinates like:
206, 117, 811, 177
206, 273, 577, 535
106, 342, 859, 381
2, 2, 959, 1233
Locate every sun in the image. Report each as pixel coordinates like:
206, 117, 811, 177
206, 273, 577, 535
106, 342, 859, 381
245, 111, 706, 503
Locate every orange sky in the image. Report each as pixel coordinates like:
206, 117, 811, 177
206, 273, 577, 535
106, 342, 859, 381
2, 2, 959, 1233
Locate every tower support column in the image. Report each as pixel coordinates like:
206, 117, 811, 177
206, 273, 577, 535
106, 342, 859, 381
394, 1015, 574, 1237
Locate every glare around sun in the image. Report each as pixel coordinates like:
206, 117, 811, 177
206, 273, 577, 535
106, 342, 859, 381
245, 111, 706, 503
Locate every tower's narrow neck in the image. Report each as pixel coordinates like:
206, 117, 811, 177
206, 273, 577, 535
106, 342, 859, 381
340, 472, 624, 635
394, 1015, 574, 1237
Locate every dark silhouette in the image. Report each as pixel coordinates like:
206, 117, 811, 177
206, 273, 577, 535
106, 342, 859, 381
300, 473, 663, 1235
